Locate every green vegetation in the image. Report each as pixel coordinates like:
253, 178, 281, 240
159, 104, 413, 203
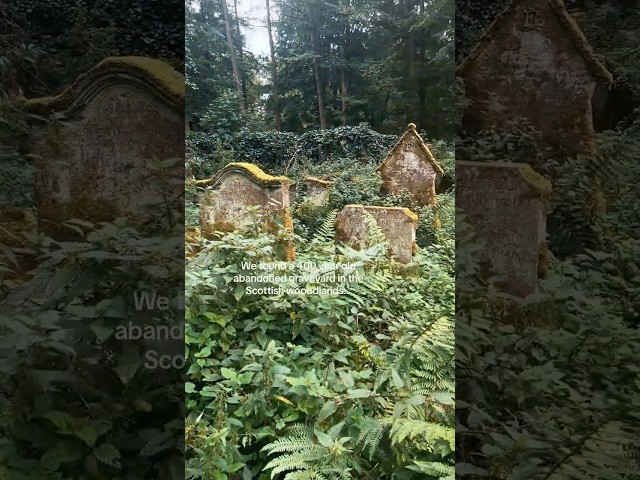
456, 1, 640, 478
185, 206, 455, 479
0, 2, 185, 478
185, 1, 455, 477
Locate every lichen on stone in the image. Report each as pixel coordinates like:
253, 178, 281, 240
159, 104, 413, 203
377, 124, 444, 175
304, 176, 332, 185
197, 162, 289, 189
519, 163, 552, 197
24, 56, 184, 114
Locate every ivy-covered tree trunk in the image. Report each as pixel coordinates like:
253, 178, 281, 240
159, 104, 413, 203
221, 0, 245, 113
266, 0, 282, 130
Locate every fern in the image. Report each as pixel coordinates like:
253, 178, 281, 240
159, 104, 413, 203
309, 209, 338, 251
389, 419, 454, 449
545, 420, 640, 480
357, 417, 387, 460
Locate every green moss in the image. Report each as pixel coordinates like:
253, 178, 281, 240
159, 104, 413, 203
519, 163, 552, 197
25, 56, 184, 114
378, 124, 445, 175
345, 204, 418, 223
304, 176, 332, 185
198, 162, 290, 188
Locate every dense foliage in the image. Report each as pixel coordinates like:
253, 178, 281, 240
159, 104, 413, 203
186, 0, 454, 137
0, 1, 186, 478
456, 1, 640, 478
185, 202, 455, 479
186, 2, 455, 472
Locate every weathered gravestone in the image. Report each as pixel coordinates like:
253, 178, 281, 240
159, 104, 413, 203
25, 56, 185, 237
300, 177, 333, 207
377, 123, 444, 205
456, 0, 613, 159
335, 205, 417, 264
196, 162, 295, 260
457, 161, 552, 297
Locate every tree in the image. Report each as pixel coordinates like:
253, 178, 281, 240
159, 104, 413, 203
220, 0, 245, 113
266, 0, 282, 130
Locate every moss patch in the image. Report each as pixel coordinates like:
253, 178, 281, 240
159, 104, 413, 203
197, 162, 290, 189
519, 163, 552, 197
24, 56, 184, 114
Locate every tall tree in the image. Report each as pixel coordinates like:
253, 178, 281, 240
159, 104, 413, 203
266, 0, 282, 130
310, 27, 327, 129
220, 0, 245, 113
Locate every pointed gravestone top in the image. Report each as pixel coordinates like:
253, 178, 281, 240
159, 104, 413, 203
377, 124, 444, 205
456, 0, 612, 159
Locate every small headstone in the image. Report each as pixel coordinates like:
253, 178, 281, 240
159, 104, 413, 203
335, 205, 418, 264
197, 162, 294, 260
301, 177, 333, 206
26, 56, 185, 237
377, 123, 444, 205
457, 161, 551, 297
456, 0, 613, 159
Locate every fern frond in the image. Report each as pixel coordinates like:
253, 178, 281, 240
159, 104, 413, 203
357, 417, 387, 460
546, 420, 640, 480
389, 419, 455, 451
311, 209, 338, 248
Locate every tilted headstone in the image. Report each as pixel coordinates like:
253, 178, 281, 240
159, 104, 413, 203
456, 0, 613, 159
457, 161, 551, 297
197, 162, 294, 260
335, 205, 417, 264
377, 123, 444, 205
25, 56, 185, 237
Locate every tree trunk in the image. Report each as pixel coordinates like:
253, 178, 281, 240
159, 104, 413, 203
234, 0, 248, 106
266, 0, 282, 130
310, 29, 327, 130
221, 0, 245, 113
340, 48, 348, 126
340, 4, 349, 126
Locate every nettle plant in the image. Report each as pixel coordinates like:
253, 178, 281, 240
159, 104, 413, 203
185, 210, 455, 480
455, 215, 640, 480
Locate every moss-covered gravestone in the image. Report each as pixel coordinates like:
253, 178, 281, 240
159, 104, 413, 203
26, 56, 185, 237
456, 0, 613, 159
335, 205, 418, 264
196, 162, 295, 260
457, 161, 552, 297
377, 123, 444, 205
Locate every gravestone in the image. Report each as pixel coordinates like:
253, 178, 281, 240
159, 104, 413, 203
377, 123, 444, 205
335, 205, 417, 264
456, 0, 613, 159
457, 161, 551, 297
301, 177, 333, 206
197, 162, 294, 260
26, 56, 185, 237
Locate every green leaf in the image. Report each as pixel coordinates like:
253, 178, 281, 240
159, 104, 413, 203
221, 367, 236, 380
391, 369, 404, 388
346, 389, 371, 399
75, 425, 98, 447
456, 463, 489, 476
93, 443, 121, 467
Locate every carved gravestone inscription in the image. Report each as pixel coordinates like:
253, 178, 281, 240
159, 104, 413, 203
377, 123, 444, 205
197, 162, 294, 260
26, 56, 185, 237
457, 161, 551, 297
457, 0, 613, 159
335, 205, 417, 264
